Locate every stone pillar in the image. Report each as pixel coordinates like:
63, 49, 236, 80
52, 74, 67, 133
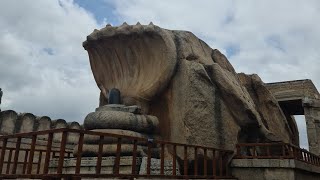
52, 119, 67, 143
17, 113, 36, 133
67, 122, 81, 144
0, 110, 18, 134
303, 98, 320, 155
36, 116, 52, 140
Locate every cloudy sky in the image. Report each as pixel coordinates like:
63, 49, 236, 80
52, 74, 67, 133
1, 0, 319, 148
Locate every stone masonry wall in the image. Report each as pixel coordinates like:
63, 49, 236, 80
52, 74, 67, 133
0, 110, 82, 144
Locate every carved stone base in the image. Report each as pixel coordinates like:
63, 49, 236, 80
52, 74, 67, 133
49, 156, 180, 175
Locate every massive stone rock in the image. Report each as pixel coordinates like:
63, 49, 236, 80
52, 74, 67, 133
83, 23, 295, 154
237, 73, 293, 143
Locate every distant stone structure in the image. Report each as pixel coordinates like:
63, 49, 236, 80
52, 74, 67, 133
266, 80, 320, 154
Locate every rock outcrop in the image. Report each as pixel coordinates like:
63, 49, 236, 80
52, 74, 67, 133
82, 23, 295, 155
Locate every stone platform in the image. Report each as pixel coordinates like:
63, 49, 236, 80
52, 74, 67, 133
231, 159, 320, 180
49, 156, 180, 175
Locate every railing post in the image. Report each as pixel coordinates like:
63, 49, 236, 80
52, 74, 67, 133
212, 150, 216, 177
203, 148, 207, 176
43, 133, 53, 174
160, 143, 165, 175
183, 145, 188, 176
267, 146, 270, 157
96, 135, 104, 174
281, 144, 285, 158
22, 150, 29, 174
57, 131, 68, 174
147, 139, 152, 176
219, 151, 223, 177
114, 137, 122, 176
75, 132, 84, 174
27, 134, 37, 174
194, 147, 198, 176
236, 145, 240, 157
131, 139, 138, 175
224, 152, 229, 176
172, 145, 176, 176
36, 151, 43, 174
0, 138, 8, 174
252, 146, 256, 158
12, 137, 21, 174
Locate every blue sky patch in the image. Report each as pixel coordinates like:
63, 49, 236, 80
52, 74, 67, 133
74, 0, 119, 24
42, 47, 54, 55
265, 35, 286, 52
225, 44, 240, 58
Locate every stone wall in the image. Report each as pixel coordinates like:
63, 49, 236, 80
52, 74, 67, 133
0, 110, 82, 144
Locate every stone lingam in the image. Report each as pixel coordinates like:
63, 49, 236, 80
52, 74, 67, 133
77, 88, 160, 157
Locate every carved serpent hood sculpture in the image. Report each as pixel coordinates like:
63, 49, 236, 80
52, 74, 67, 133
83, 22, 177, 111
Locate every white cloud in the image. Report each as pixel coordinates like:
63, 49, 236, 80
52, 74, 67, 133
107, 0, 320, 149
0, 0, 102, 122
109, 0, 320, 88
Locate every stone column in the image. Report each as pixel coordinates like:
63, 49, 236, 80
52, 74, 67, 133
0, 110, 18, 134
303, 98, 320, 155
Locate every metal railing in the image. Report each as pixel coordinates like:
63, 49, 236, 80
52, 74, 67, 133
0, 128, 235, 179
235, 142, 320, 166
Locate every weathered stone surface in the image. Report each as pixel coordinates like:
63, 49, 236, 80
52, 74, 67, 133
238, 73, 293, 143
231, 159, 320, 180
139, 157, 180, 175
150, 60, 240, 153
266, 79, 319, 101
83, 110, 159, 134
0, 110, 18, 134
17, 113, 36, 133
96, 104, 141, 114
73, 143, 149, 157
52, 119, 67, 142
67, 121, 81, 144
83, 129, 156, 145
36, 116, 51, 140
49, 156, 142, 174
49, 156, 180, 176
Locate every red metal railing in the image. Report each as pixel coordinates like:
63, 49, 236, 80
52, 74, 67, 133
235, 142, 320, 166
0, 128, 235, 179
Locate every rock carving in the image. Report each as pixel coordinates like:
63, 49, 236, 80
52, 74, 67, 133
82, 23, 299, 156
